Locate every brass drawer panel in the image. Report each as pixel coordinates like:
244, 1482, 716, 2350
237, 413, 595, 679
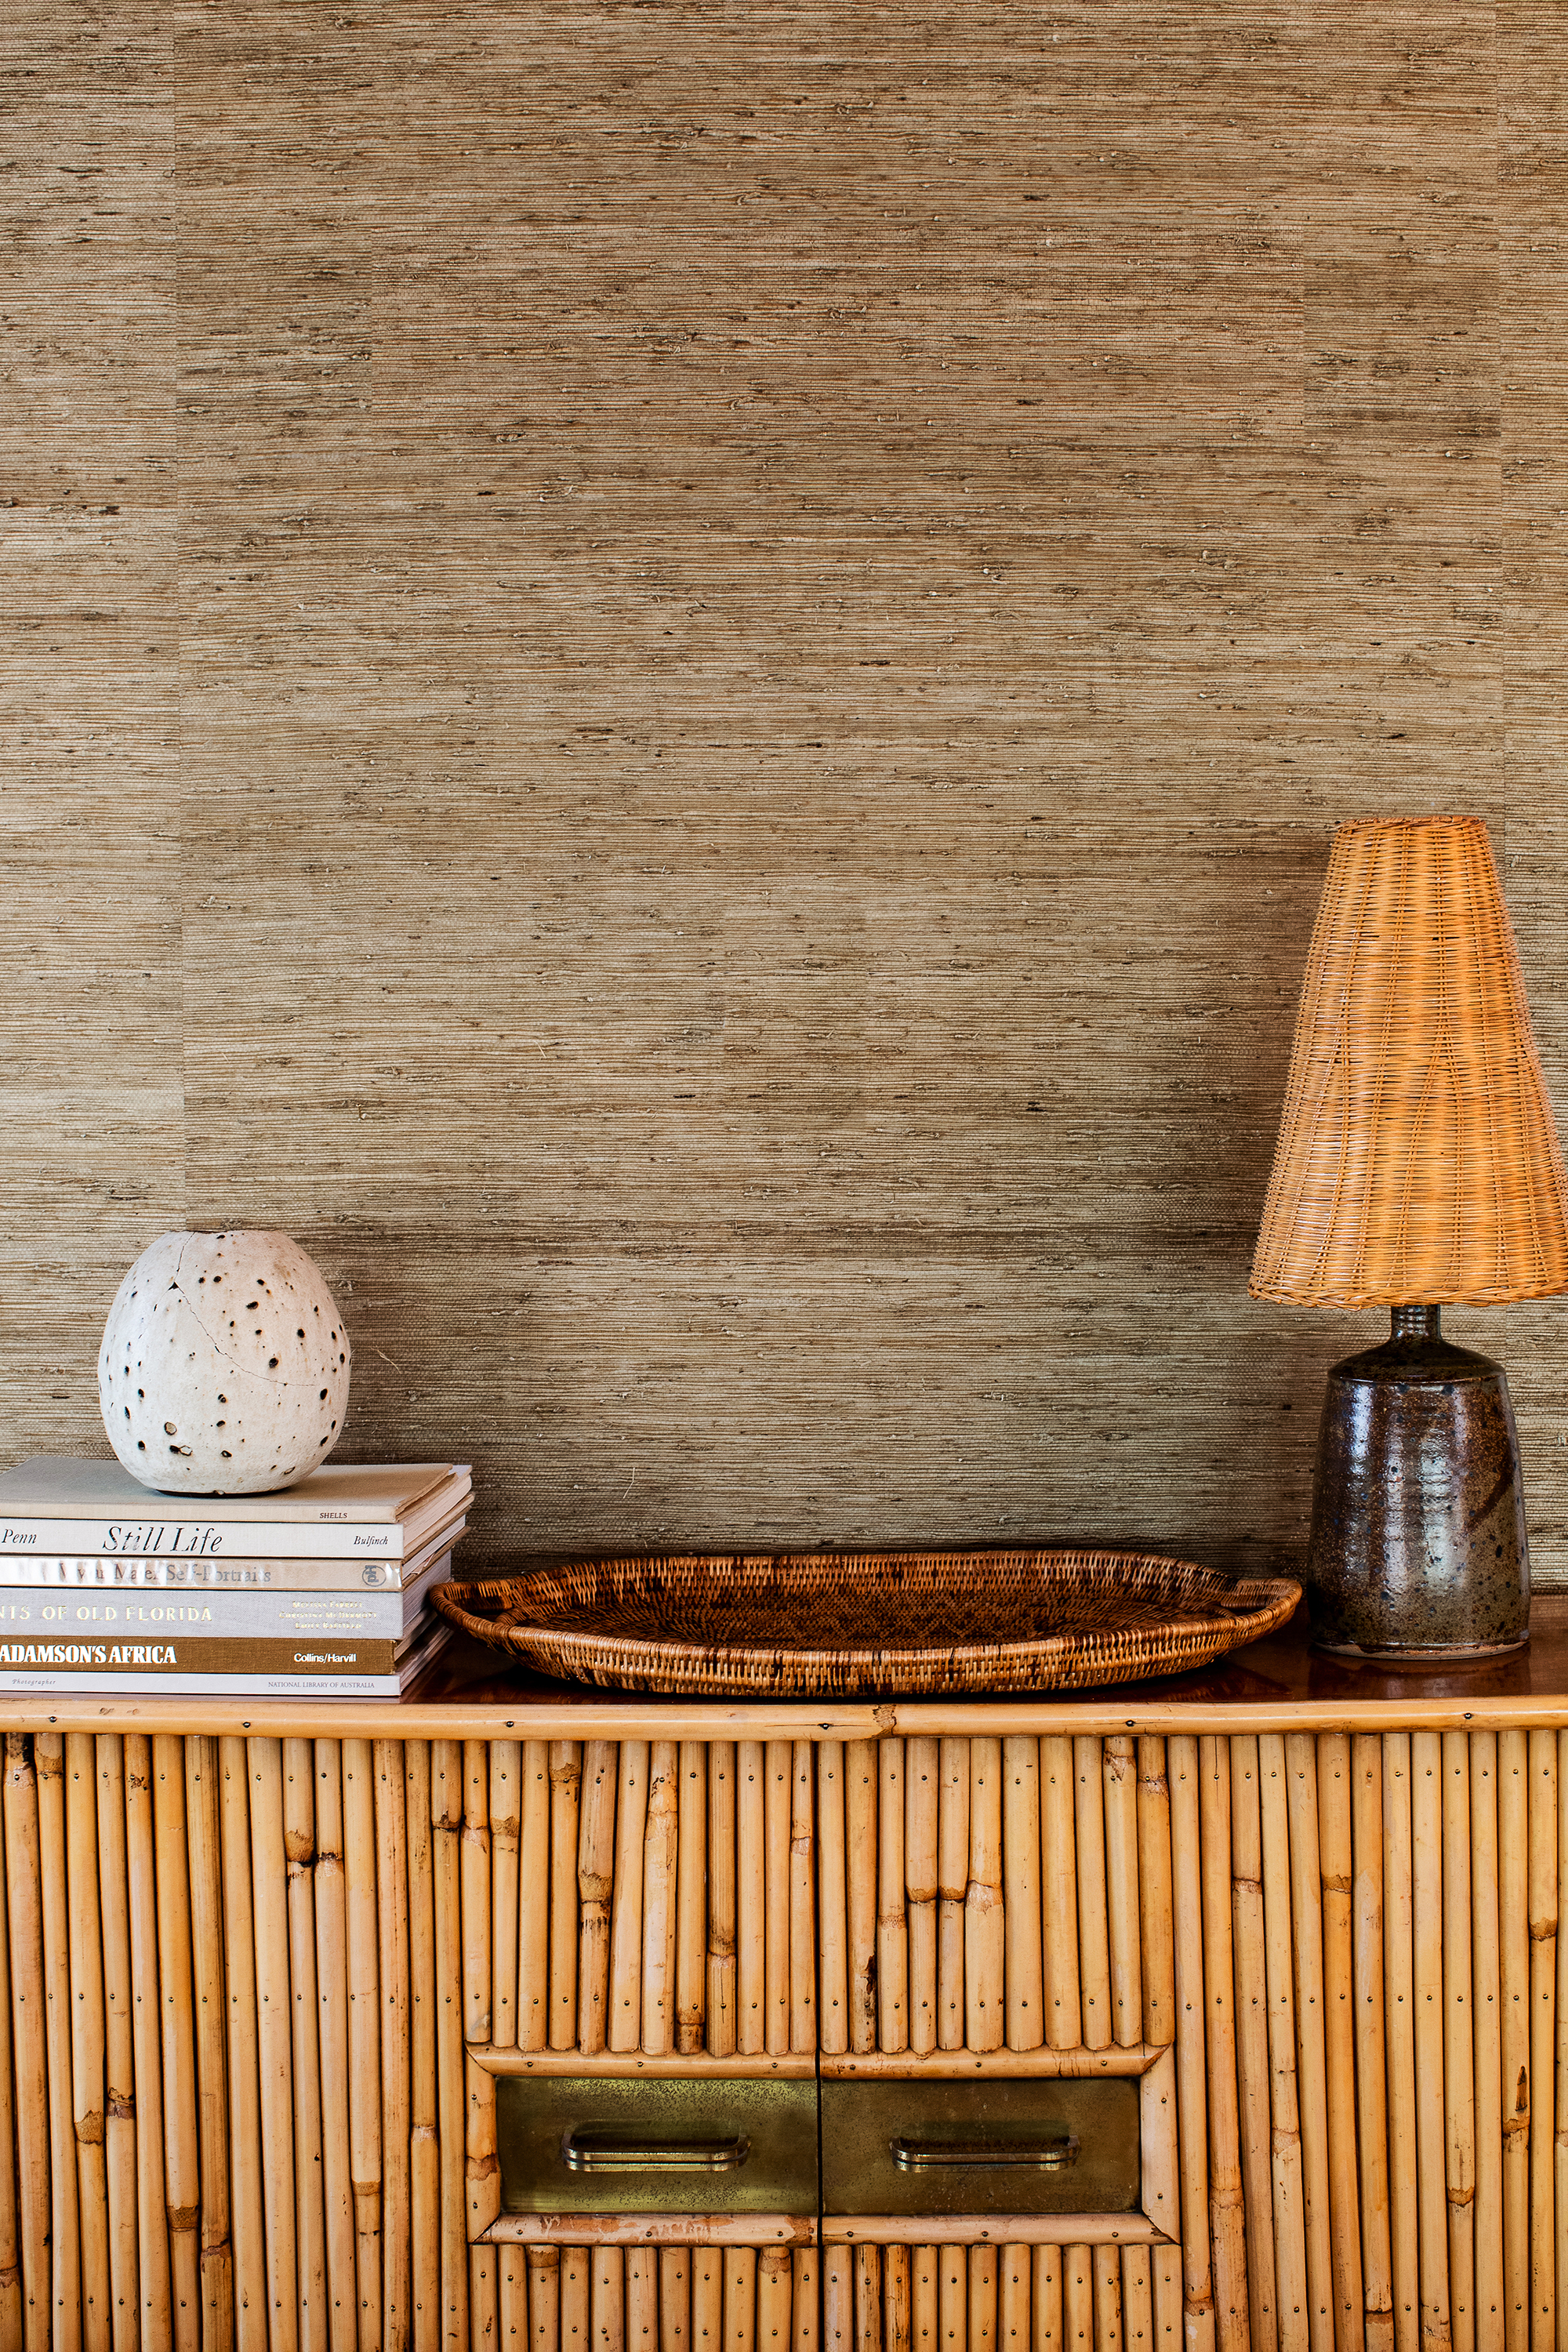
496, 2074, 818, 2215
820, 2078, 1141, 2219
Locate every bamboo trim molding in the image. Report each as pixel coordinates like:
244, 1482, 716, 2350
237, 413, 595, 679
483, 2214, 815, 2247
16, 1691, 1568, 1737
470, 2049, 815, 2078
819, 2216, 1170, 2248
818, 2046, 1160, 2078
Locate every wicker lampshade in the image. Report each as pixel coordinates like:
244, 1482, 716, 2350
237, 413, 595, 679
1250, 815, 1568, 1308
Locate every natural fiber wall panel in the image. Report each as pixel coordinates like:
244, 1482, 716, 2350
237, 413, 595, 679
2, 2, 1566, 1581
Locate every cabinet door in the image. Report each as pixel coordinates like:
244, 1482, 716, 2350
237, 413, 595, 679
815, 1734, 1167, 2061
822, 2241, 1181, 2352
473, 1737, 818, 2064
501, 2242, 818, 2352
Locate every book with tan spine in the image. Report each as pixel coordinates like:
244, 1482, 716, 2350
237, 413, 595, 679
0, 1599, 451, 1695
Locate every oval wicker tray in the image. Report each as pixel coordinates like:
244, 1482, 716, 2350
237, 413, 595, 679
432, 1549, 1301, 1697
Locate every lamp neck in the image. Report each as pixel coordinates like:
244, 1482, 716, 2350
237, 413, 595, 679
1390, 1304, 1442, 1343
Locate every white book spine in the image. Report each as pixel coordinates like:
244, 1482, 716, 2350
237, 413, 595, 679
0, 1553, 433, 1592
0, 1588, 421, 1641
0, 1515, 421, 1559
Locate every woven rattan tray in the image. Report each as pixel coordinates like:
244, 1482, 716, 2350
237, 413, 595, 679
432, 1548, 1301, 1696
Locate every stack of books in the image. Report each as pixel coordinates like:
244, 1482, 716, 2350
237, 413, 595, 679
0, 1456, 472, 1697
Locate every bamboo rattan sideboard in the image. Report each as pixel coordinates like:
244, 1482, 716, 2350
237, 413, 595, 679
5, 1606, 1568, 2352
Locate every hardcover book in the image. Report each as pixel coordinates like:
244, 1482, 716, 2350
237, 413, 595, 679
0, 1457, 472, 1560
0, 1555, 453, 1642
0, 1607, 451, 1697
0, 1532, 461, 1596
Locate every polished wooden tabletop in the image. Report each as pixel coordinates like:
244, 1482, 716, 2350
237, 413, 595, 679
7, 1596, 1568, 1740
418, 1594, 1568, 1712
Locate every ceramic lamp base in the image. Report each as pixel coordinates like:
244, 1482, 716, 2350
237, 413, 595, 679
1305, 1305, 1530, 1659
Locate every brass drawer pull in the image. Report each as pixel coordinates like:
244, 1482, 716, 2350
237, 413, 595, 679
500, 2075, 815, 2213
563, 2127, 752, 2175
889, 2134, 1080, 2172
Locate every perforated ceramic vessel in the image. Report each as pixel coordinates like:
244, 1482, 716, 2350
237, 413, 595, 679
98, 1229, 351, 1493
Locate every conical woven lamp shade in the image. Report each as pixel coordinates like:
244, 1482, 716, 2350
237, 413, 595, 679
1250, 815, 1568, 1308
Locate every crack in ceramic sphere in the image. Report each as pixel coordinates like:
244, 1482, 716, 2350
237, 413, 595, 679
165, 1278, 284, 1388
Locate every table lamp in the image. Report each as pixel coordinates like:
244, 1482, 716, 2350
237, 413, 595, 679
1250, 815, 1568, 1657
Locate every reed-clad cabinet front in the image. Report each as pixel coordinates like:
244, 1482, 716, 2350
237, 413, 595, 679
0, 1724, 1563, 2351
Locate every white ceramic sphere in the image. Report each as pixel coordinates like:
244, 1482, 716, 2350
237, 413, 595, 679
98, 1230, 352, 1494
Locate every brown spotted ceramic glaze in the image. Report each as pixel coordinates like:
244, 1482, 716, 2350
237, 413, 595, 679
1306, 1305, 1530, 1658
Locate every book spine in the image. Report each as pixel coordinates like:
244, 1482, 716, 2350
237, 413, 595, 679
0, 1635, 403, 1675
0, 1555, 430, 1592
0, 1517, 419, 1560
0, 1592, 417, 1642
0, 1671, 405, 1697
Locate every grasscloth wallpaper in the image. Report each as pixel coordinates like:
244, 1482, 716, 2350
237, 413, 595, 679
4, 3, 1566, 1584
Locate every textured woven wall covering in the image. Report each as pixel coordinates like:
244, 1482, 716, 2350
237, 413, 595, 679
2, 2, 1565, 1584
